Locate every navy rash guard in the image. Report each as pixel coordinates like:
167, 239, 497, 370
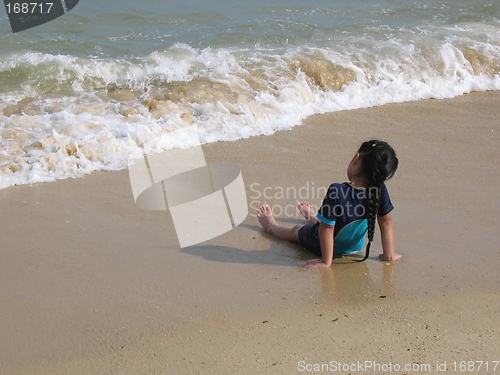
298, 182, 393, 256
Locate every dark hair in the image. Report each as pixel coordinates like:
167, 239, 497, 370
356, 140, 399, 261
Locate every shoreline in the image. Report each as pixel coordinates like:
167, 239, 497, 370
1, 91, 500, 374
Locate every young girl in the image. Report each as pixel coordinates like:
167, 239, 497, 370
257, 140, 401, 269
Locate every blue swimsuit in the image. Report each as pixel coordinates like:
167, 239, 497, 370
298, 182, 394, 257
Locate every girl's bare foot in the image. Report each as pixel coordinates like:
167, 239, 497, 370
297, 202, 319, 224
257, 205, 304, 242
257, 205, 277, 233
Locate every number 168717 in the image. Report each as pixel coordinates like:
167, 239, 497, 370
6, 3, 54, 14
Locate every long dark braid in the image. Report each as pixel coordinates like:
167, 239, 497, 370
356, 140, 399, 262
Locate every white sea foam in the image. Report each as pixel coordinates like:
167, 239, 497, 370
1, 30, 500, 189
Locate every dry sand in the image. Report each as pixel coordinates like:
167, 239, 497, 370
1, 92, 500, 374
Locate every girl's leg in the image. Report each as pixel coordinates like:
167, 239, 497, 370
257, 205, 302, 242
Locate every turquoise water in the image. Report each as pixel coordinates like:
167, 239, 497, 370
2, 0, 499, 55
0, 0, 499, 188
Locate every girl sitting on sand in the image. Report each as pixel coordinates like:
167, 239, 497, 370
257, 139, 401, 269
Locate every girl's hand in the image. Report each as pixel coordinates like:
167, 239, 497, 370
379, 253, 402, 261
304, 260, 330, 269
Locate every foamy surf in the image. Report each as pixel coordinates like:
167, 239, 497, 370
1, 22, 500, 189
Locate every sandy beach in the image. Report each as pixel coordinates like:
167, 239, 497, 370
1, 92, 500, 374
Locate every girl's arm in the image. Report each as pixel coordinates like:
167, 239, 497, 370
304, 222, 334, 269
377, 213, 401, 261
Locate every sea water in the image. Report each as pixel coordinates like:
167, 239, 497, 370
0, 0, 499, 189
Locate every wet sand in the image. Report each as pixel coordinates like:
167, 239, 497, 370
1, 92, 499, 374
